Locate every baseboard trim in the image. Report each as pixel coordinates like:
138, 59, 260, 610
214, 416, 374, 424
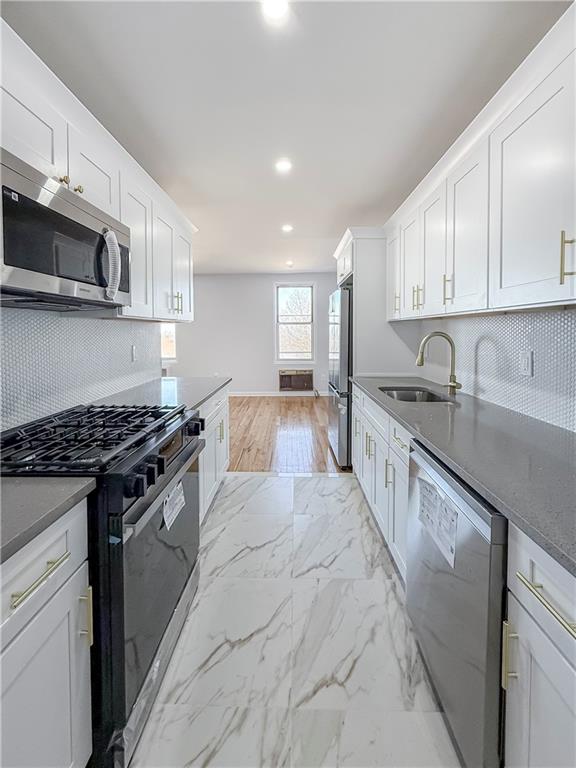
229, 391, 329, 397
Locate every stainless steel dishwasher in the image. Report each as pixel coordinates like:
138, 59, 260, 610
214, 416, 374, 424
407, 441, 507, 768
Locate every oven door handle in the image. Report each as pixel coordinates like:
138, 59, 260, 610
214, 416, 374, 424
123, 440, 204, 542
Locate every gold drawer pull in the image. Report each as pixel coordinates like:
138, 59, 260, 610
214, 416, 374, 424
58, 175, 70, 185
516, 571, 576, 640
501, 620, 519, 690
560, 230, 575, 285
10, 551, 71, 609
73, 184, 84, 194
79, 586, 94, 646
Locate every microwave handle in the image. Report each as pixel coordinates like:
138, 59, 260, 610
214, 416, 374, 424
102, 228, 121, 300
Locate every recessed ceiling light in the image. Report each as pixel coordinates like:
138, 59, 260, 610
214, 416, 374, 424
281, 224, 294, 233
275, 157, 292, 175
261, 0, 289, 26
286, 260, 294, 268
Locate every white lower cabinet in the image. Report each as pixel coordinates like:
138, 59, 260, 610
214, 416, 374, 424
387, 447, 409, 577
353, 390, 412, 580
1, 561, 92, 768
199, 391, 230, 524
504, 593, 576, 768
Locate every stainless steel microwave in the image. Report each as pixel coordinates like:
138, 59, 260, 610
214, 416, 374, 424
1, 149, 131, 311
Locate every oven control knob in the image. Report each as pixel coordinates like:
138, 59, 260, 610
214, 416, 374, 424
148, 454, 166, 476
123, 473, 147, 499
145, 461, 158, 485
186, 417, 205, 436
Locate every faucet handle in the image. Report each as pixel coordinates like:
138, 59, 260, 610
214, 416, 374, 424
443, 376, 462, 393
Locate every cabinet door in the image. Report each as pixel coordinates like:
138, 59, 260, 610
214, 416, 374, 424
351, 406, 362, 472
388, 450, 409, 578
201, 421, 220, 518
337, 241, 354, 285
1, 563, 92, 768
505, 593, 576, 768
68, 125, 120, 218
0, 72, 68, 181
119, 173, 153, 318
386, 232, 401, 320
420, 182, 447, 316
173, 227, 194, 322
446, 140, 489, 313
400, 209, 421, 318
358, 416, 374, 501
152, 206, 175, 320
371, 430, 390, 541
216, 405, 230, 476
489, 54, 576, 308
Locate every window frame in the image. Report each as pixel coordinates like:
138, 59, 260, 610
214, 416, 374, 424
274, 282, 316, 364
160, 322, 177, 363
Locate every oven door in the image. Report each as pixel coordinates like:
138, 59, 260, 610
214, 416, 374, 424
122, 440, 203, 719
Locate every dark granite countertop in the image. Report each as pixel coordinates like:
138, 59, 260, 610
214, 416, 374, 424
1, 477, 95, 563
95, 376, 232, 411
352, 376, 576, 576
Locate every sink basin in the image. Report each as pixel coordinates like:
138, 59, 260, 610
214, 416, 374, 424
378, 387, 451, 403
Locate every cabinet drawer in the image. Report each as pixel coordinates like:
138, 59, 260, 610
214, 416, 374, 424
199, 387, 229, 424
1, 501, 87, 647
508, 523, 576, 661
389, 417, 413, 464
363, 397, 389, 442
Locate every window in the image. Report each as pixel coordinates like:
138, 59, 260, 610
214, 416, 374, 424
275, 284, 314, 361
161, 323, 176, 360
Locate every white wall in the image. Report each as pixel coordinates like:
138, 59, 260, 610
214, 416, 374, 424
168, 273, 336, 394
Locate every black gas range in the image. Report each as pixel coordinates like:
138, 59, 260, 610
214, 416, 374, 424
1, 403, 205, 768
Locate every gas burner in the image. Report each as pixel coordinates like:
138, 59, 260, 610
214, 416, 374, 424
1, 404, 187, 475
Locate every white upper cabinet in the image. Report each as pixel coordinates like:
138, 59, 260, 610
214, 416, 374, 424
489, 52, 576, 308
120, 173, 154, 319
446, 139, 489, 313
386, 231, 401, 320
68, 125, 121, 219
173, 227, 194, 322
420, 181, 448, 316
337, 239, 354, 285
0, 72, 68, 182
152, 206, 176, 321
400, 209, 421, 318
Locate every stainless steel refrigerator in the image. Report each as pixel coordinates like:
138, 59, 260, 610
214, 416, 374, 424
328, 287, 352, 467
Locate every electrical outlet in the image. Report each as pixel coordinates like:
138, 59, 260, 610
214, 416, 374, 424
131, 344, 137, 363
519, 350, 534, 377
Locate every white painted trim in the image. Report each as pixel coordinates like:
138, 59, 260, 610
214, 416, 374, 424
273, 281, 317, 364
229, 390, 329, 397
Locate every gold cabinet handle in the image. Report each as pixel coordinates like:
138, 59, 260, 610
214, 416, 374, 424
354, 418, 359, 438
411, 286, 417, 311
416, 285, 424, 309
501, 619, 519, 690
368, 436, 375, 459
384, 458, 393, 488
79, 586, 94, 646
10, 551, 71, 609
365, 431, 370, 457
177, 292, 183, 313
516, 571, 576, 639
73, 184, 84, 193
394, 293, 400, 313
560, 230, 575, 285
442, 274, 453, 305
392, 429, 408, 451
58, 175, 70, 185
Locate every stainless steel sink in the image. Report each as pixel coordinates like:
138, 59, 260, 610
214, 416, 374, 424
378, 387, 452, 403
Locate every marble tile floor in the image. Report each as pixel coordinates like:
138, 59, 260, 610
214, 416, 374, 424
131, 474, 459, 768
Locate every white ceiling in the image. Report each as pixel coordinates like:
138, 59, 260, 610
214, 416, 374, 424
2, 1, 570, 273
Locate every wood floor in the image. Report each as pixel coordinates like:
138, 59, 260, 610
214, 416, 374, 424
228, 396, 345, 473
